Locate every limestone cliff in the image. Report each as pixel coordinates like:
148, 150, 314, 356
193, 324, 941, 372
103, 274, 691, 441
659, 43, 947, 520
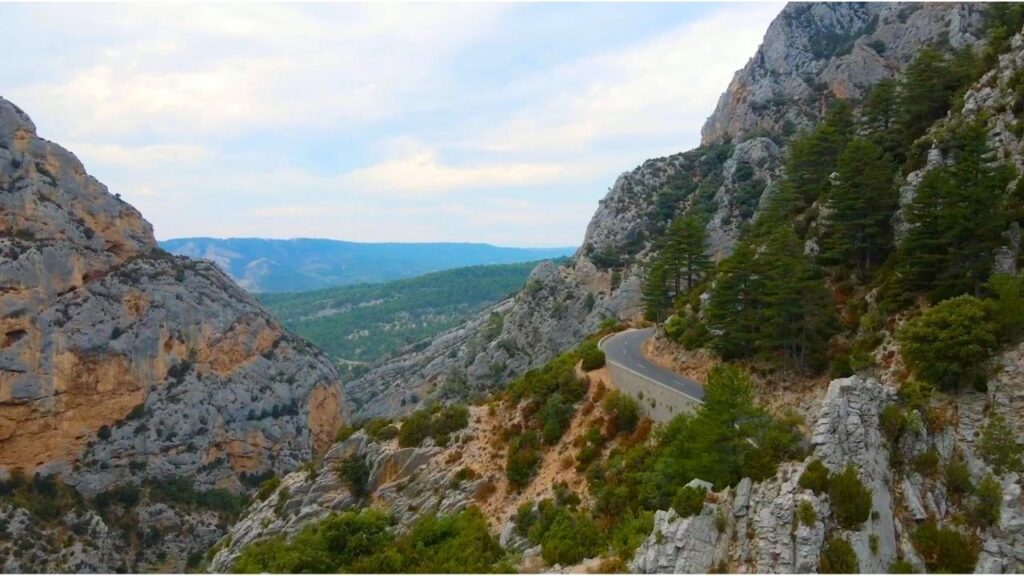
0, 97, 347, 570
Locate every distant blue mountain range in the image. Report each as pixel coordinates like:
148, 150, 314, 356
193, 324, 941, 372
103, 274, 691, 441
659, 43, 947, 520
159, 237, 576, 293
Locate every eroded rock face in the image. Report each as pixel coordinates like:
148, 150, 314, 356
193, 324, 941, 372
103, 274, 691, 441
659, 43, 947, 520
0, 96, 348, 569
701, 3, 986, 145
209, 430, 485, 571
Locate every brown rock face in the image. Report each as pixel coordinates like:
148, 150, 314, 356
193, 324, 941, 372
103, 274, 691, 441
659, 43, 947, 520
0, 97, 348, 495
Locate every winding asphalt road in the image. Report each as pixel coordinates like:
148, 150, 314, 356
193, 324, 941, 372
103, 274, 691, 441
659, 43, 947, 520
599, 327, 705, 402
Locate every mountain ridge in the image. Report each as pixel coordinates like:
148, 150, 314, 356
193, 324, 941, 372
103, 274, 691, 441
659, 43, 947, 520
160, 236, 575, 293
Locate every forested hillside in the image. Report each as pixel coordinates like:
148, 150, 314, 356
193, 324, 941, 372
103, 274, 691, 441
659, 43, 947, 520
260, 261, 550, 371
161, 237, 574, 293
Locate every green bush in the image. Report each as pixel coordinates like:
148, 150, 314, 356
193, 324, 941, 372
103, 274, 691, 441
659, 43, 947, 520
336, 457, 371, 499
799, 459, 830, 495
539, 394, 574, 445
879, 405, 908, 444
896, 296, 1000, 391
146, 476, 245, 518
233, 507, 507, 573
608, 510, 654, 561
820, 537, 859, 573
796, 500, 816, 527
540, 508, 605, 566
912, 449, 941, 478
945, 450, 974, 501
233, 508, 394, 573
829, 465, 872, 529
363, 418, 395, 441
397, 404, 470, 448
910, 521, 979, 573
334, 425, 356, 443
973, 474, 1002, 527
506, 431, 543, 489
398, 410, 433, 448
433, 405, 470, 437
602, 390, 641, 435
671, 486, 706, 518
255, 477, 281, 502
979, 414, 1023, 474
580, 343, 606, 371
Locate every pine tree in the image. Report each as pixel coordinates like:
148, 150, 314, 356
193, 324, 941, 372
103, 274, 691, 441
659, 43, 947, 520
898, 120, 1014, 300
757, 227, 839, 371
821, 138, 897, 277
781, 101, 854, 211
707, 243, 762, 360
663, 215, 711, 295
642, 259, 671, 322
861, 79, 903, 160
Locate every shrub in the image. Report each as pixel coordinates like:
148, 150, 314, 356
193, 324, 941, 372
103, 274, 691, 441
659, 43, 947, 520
540, 508, 605, 566
336, 457, 371, 499
973, 474, 1002, 527
580, 344, 606, 371
433, 405, 470, 446
539, 394, 574, 445
97, 425, 112, 441
506, 431, 543, 489
829, 465, 872, 529
879, 405, 908, 444
910, 521, 979, 573
602, 390, 641, 436
363, 418, 395, 441
334, 425, 355, 443
671, 486, 706, 518
398, 410, 433, 448
799, 459, 830, 494
912, 449, 941, 478
820, 537, 859, 573
796, 500, 816, 527
945, 450, 974, 501
233, 508, 393, 573
255, 477, 281, 502
979, 414, 1023, 474
608, 510, 654, 561
896, 295, 999, 391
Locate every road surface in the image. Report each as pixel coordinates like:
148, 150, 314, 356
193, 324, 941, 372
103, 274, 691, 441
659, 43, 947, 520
600, 327, 705, 402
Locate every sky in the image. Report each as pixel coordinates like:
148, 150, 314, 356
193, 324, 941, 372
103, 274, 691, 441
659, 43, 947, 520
1, 2, 782, 247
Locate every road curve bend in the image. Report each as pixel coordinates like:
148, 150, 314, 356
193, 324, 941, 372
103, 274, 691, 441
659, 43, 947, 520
599, 327, 705, 402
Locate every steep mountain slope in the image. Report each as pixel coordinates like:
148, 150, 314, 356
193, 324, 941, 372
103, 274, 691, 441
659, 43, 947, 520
346, 2, 988, 420
259, 260, 553, 367
0, 98, 347, 571
160, 237, 574, 293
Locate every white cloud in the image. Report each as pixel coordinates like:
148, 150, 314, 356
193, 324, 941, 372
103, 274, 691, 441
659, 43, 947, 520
10, 3, 507, 139
341, 149, 569, 197
67, 142, 209, 169
474, 4, 782, 155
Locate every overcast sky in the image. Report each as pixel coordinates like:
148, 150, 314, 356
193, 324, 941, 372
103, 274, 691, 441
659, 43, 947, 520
2, 2, 782, 247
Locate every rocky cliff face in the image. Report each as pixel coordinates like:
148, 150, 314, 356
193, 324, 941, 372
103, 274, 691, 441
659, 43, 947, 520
702, 3, 985, 145
631, 343, 1024, 574
347, 2, 988, 421
0, 97, 347, 570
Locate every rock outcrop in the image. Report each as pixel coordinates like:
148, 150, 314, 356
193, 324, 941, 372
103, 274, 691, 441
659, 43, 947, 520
702, 3, 986, 145
209, 430, 486, 571
0, 96, 348, 570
